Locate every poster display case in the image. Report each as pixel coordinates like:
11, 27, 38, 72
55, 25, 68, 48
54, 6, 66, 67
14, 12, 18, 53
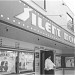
0, 50, 17, 74
55, 54, 75, 69
55, 55, 61, 68
65, 57, 75, 68
19, 51, 34, 73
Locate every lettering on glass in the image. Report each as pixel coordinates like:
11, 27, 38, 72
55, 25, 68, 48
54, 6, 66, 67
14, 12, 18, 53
32, 13, 36, 26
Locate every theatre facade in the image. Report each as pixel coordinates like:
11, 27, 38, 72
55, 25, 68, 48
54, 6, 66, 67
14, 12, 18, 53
0, 0, 75, 75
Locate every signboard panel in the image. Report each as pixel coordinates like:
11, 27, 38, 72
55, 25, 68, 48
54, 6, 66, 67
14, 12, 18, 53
0, 0, 75, 46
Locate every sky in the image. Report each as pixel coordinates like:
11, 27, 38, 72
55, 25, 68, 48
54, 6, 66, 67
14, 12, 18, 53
63, 0, 75, 32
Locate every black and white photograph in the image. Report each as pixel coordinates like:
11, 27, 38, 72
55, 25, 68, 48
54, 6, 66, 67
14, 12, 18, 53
0, 0, 75, 75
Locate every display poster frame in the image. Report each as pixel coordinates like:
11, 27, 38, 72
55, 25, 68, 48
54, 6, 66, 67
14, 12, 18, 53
0, 48, 35, 75
55, 54, 75, 69
0, 49, 18, 75
18, 50, 35, 74
65, 56, 75, 68
55, 54, 62, 69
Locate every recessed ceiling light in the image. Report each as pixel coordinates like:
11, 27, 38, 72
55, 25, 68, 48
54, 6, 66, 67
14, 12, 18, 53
18, 22, 20, 24
27, 26, 29, 28
23, 24, 25, 26
13, 20, 15, 22
7, 17, 9, 20
1, 15, 3, 17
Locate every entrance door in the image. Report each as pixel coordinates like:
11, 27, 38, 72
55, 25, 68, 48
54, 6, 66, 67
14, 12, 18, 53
40, 50, 54, 75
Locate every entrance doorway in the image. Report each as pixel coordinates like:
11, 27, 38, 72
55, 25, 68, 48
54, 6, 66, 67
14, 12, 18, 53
40, 50, 54, 75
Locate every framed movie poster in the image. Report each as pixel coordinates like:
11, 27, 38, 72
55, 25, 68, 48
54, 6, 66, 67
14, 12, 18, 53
19, 51, 34, 73
0, 50, 17, 74
65, 57, 75, 68
55, 55, 61, 68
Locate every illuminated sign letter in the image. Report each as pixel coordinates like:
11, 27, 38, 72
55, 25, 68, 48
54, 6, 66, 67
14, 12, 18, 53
16, 8, 32, 21
69, 36, 72, 42
52, 25, 56, 35
32, 13, 36, 26
64, 33, 68, 41
71, 37, 74, 43
38, 17, 45, 30
57, 28, 61, 37
45, 22, 51, 33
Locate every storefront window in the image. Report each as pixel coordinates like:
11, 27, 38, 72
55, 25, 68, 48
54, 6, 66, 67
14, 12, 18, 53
0, 50, 17, 74
19, 52, 34, 73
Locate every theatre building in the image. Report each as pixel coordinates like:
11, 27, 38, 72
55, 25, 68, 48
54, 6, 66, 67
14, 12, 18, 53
0, 0, 75, 75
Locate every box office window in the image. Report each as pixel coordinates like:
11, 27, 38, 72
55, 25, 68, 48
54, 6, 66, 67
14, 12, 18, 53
19, 51, 34, 73
0, 50, 17, 74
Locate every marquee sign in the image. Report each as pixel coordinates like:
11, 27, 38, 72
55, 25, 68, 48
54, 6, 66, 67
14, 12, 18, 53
16, 8, 32, 21
0, 0, 75, 46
